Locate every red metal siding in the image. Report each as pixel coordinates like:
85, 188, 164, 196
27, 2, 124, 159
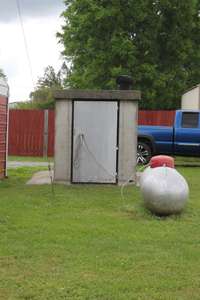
0, 96, 8, 178
8, 110, 44, 156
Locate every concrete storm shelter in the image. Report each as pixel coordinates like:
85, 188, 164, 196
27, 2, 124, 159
0, 77, 9, 179
54, 87, 141, 185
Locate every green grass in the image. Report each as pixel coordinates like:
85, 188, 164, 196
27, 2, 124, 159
175, 155, 200, 162
8, 156, 54, 162
0, 167, 200, 299
8, 155, 200, 165
174, 156, 200, 166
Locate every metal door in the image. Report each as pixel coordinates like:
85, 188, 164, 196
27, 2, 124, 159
72, 101, 118, 183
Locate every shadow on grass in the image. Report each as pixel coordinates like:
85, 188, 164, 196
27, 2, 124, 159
119, 201, 187, 222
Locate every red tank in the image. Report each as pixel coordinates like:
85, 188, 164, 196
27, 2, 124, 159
150, 155, 175, 169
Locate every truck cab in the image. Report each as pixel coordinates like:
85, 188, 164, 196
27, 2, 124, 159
137, 110, 200, 164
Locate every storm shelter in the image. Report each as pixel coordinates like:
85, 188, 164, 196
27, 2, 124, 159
54, 90, 141, 185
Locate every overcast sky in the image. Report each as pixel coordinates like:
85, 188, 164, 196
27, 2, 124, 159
0, 0, 65, 102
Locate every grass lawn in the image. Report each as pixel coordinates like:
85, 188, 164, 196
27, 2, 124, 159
174, 155, 200, 166
8, 155, 200, 166
8, 156, 54, 162
0, 167, 200, 299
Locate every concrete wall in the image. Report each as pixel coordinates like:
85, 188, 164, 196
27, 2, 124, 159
181, 85, 200, 110
54, 100, 72, 183
118, 101, 138, 184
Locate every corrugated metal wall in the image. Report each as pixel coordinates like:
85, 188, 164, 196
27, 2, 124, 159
0, 96, 8, 178
8, 109, 175, 157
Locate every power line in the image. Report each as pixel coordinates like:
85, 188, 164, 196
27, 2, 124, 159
15, 0, 35, 88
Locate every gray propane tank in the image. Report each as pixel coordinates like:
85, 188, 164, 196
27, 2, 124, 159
140, 165, 189, 216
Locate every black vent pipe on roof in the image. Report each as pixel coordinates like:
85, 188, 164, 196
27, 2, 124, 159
116, 75, 133, 90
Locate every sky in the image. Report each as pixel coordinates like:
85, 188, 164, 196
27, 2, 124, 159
0, 0, 65, 102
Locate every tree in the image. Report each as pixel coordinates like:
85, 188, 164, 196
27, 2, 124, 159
29, 65, 63, 109
0, 68, 6, 78
58, 0, 200, 109
36, 65, 65, 89
17, 64, 68, 109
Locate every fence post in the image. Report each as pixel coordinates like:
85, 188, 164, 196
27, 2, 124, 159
43, 109, 49, 157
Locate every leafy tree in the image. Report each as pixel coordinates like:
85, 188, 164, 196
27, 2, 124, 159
36, 65, 65, 89
58, 0, 200, 109
30, 64, 68, 107
0, 68, 6, 78
17, 64, 68, 109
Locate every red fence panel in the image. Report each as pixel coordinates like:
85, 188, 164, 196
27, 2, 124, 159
8, 109, 176, 157
138, 110, 175, 126
47, 110, 55, 156
8, 110, 44, 156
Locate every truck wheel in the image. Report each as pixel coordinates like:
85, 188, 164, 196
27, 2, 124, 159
137, 142, 152, 165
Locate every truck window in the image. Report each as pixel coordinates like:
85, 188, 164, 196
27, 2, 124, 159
181, 112, 199, 128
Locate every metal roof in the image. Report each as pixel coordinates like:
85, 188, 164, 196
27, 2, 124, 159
183, 83, 200, 95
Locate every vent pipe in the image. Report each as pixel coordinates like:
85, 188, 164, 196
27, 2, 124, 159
116, 75, 133, 90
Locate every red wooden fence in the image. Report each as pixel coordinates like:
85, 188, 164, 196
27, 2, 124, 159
8, 110, 55, 156
8, 109, 175, 157
138, 110, 175, 126
47, 110, 55, 157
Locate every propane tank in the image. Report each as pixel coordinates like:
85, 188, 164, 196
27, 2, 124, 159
140, 156, 189, 215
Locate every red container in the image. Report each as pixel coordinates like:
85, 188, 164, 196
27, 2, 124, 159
0, 78, 9, 179
150, 155, 175, 169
